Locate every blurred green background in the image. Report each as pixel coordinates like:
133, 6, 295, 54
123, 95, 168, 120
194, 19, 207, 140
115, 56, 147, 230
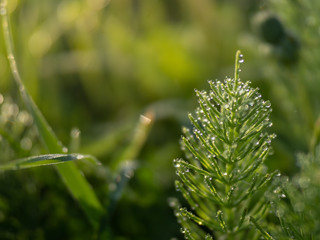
1, 0, 320, 239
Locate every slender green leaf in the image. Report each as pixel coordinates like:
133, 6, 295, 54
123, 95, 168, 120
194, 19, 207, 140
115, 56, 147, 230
0, 153, 99, 171
250, 216, 274, 240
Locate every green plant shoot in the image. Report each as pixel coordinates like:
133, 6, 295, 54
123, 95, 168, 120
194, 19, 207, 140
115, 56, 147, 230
172, 51, 277, 239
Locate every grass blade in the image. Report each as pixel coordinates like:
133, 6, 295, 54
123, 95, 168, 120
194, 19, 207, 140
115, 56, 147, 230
110, 112, 154, 169
0, 153, 99, 171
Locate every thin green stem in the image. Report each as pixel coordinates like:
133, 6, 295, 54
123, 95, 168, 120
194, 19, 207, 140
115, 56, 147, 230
234, 50, 242, 80
0, 0, 25, 95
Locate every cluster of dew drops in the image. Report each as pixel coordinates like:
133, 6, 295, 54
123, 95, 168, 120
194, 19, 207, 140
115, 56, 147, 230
176, 52, 277, 182
192, 56, 273, 142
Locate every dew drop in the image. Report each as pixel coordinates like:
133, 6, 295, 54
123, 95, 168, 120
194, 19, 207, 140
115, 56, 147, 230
238, 59, 244, 63
174, 160, 181, 168
280, 194, 286, 198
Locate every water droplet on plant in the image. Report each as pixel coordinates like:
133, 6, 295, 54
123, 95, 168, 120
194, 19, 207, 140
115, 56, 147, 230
273, 187, 281, 194
238, 59, 244, 63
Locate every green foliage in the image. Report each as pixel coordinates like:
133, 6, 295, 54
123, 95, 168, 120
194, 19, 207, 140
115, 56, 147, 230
1, 0, 105, 229
252, 0, 320, 156
251, 1, 320, 237
0, 0, 251, 238
1, 0, 320, 239
0, 0, 154, 237
262, 146, 320, 240
172, 51, 277, 239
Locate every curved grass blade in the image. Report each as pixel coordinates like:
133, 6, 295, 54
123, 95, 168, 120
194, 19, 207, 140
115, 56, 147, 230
0, 153, 99, 171
110, 112, 154, 170
0, 0, 103, 229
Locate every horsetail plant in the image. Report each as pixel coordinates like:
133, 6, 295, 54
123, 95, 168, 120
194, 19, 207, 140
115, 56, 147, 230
171, 51, 278, 240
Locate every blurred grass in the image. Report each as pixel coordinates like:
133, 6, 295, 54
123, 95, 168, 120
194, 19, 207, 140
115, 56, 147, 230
0, 0, 318, 239
1, 0, 106, 231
